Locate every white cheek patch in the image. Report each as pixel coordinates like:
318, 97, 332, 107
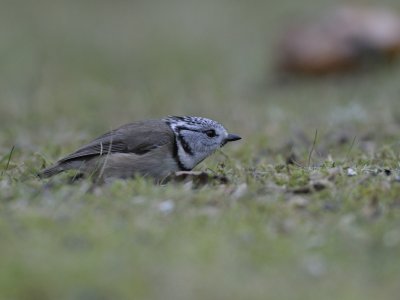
177, 139, 210, 170
177, 146, 196, 170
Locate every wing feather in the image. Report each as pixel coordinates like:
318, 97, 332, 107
59, 120, 173, 163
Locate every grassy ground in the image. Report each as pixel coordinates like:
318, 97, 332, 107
2, 0, 400, 299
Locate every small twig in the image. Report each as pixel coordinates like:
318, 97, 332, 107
345, 136, 357, 162
307, 129, 318, 168
1, 145, 15, 177
97, 136, 114, 183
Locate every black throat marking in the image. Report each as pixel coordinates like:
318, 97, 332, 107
165, 119, 199, 171
167, 124, 193, 171
172, 135, 191, 171
177, 133, 194, 156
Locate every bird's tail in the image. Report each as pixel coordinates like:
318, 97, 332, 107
37, 164, 64, 179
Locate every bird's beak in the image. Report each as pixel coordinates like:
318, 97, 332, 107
222, 133, 241, 146
226, 133, 241, 142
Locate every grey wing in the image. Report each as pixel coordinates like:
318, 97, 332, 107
59, 120, 174, 163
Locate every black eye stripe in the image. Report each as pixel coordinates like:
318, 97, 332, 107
175, 126, 190, 132
175, 126, 201, 132
176, 126, 218, 137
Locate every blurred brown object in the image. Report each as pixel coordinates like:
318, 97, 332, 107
277, 6, 400, 74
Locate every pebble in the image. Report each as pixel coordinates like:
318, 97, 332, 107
347, 168, 357, 176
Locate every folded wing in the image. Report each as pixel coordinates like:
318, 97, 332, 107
59, 120, 174, 163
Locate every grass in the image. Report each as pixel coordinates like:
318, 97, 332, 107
2, 0, 400, 299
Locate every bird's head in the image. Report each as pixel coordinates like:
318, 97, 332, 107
165, 116, 241, 170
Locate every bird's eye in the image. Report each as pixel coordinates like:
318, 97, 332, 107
205, 130, 217, 138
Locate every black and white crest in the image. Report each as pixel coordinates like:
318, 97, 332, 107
164, 116, 224, 131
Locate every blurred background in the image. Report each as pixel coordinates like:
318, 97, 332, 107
1, 0, 399, 157
2, 0, 400, 299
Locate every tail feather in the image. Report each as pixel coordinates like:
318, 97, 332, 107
38, 164, 64, 178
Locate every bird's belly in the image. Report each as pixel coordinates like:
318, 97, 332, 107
87, 152, 180, 182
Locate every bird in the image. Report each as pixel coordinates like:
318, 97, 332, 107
38, 116, 241, 183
